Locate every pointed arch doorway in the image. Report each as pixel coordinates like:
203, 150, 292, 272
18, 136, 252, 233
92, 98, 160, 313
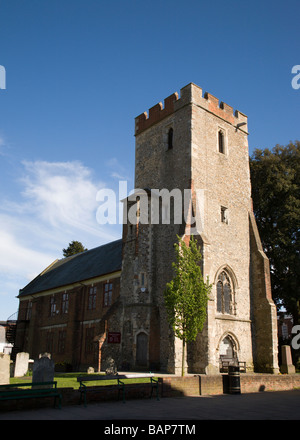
219, 336, 235, 359
136, 332, 148, 367
218, 333, 240, 372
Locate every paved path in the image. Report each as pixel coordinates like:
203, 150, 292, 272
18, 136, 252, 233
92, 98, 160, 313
0, 390, 300, 420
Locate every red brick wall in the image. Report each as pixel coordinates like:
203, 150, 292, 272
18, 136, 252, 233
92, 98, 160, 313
161, 374, 300, 397
2, 375, 300, 411
16, 276, 121, 370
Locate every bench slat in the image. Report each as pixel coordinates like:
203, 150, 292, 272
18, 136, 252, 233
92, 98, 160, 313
0, 381, 57, 389
77, 374, 155, 382
0, 381, 61, 409
77, 374, 159, 407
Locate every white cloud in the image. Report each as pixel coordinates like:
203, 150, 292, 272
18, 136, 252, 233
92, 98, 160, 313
0, 229, 57, 318
0, 230, 55, 281
0, 159, 122, 319
20, 160, 103, 231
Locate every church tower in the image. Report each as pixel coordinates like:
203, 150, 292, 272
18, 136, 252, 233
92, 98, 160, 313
120, 83, 279, 374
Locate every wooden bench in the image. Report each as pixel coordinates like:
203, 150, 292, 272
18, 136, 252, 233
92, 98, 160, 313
220, 356, 247, 373
0, 381, 62, 409
77, 373, 159, 407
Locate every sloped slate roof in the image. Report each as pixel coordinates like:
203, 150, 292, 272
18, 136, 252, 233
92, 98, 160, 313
19, 239, 123, 297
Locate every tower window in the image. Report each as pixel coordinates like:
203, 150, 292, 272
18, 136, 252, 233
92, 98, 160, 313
216, 271, 235, 315
218, 130, 225, 154
140, 272, 147, 290
168, 128, 173, 149
221, 206, 228, 224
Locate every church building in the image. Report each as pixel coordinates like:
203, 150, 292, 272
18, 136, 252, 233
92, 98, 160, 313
15, 83, 279, 374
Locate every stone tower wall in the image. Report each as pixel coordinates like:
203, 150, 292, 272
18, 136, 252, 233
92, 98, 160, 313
120, 82, 279, 374
133, 87, 193, 372
186, 83, 254, 372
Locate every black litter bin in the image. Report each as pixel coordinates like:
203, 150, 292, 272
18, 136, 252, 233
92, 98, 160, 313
228, 365, 241, 394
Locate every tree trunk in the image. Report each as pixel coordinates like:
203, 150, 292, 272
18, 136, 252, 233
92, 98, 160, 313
182, 338, 185, 376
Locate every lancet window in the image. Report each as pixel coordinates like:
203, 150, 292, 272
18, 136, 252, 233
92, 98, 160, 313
216, 270, 235, 315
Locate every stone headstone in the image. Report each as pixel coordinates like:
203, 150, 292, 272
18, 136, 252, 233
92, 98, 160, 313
0, 353, 10, 385
105, 357, 117, 375
32, 354, 55, 386
39, 352, 51, 359
14, 352, 30, 377
280, 345, 296, 374
87, 366, 95, 374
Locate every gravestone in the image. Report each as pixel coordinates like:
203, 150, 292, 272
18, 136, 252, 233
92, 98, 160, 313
32, 354, 55, 386
105, 357, 117, 375
39, 352, 51, 359
280, 345, 296, 374
0, 353, 10, 384
14, 352, 30, 377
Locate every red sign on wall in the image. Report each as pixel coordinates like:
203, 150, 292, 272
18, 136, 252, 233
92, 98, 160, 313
107, 332, 121, 343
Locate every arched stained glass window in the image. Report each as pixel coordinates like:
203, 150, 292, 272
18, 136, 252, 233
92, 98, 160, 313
216, 271, 235, 314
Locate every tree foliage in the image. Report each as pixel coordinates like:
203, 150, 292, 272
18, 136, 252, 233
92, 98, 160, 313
250, 141, 300, 322
164, 235, 211, 376
62, 240, 87, 257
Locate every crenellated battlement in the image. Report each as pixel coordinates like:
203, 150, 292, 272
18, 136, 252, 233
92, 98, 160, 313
135, 83, 248, 135
135, 92, 179, 135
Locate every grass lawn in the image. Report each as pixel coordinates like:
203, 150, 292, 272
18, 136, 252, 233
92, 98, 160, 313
10, 373, 157, 389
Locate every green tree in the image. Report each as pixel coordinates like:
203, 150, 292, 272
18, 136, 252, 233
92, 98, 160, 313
250, 141, 300, 323
163, 235, 211, 376
62, 240, 87, 257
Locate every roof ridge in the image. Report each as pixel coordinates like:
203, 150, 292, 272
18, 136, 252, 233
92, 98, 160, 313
19, 238, 123, 297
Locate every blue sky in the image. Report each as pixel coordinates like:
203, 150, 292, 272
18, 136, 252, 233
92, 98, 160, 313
0, 0, 299, 320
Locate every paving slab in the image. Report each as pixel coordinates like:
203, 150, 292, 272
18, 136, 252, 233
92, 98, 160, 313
0, 390, 300, 421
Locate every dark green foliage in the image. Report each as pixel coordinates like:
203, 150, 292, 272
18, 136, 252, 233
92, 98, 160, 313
62, 240, 87, 257
250, 141, 300, 323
